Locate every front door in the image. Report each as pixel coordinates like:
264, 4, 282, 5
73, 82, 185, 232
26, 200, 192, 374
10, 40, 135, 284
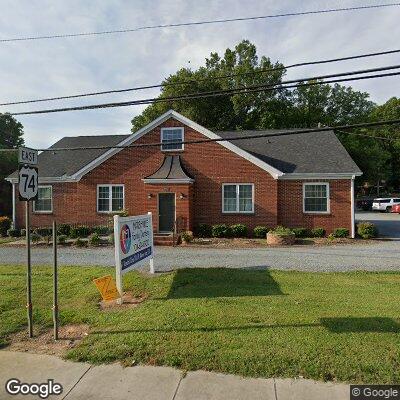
158, 193, 175, 232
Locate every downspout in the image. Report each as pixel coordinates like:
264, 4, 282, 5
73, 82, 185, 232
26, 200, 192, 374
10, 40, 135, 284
351, 176, 355, 239
12, 182, 16, 229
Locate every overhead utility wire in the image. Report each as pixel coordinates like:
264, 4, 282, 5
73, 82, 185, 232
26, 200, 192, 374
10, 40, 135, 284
1, 3, 399, 43
9, 66, 400, 116
1, 119, 398, 154
2, 48, 400, 106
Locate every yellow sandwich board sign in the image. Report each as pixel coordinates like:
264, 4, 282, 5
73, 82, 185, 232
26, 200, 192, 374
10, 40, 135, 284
93, 275, 120, 301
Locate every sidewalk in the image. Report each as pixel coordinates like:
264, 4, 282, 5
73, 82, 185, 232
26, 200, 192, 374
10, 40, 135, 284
0, 351, 349, 399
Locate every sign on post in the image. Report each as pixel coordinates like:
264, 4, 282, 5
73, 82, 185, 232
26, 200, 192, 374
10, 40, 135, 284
114, 213, 155, 302
19, 147, 38, 166
18, 165, 38, 201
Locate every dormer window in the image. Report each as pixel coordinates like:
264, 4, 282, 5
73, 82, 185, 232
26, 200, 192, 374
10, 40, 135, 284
161, 127, 184, 151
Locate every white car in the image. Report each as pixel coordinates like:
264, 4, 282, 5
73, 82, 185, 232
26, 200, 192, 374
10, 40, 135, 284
372, 198, 400, 212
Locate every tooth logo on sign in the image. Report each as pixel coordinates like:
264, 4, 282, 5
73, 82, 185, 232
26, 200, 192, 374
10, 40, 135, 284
120, 224, 132, 254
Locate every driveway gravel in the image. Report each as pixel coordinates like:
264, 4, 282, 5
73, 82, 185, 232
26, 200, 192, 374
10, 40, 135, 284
1, 240, 399, 272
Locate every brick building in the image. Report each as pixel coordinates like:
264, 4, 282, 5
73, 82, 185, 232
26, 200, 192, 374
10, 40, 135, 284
7, 110, 362, 238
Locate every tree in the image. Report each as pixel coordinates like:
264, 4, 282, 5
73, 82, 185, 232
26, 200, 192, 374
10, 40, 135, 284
0, 113, 24, 218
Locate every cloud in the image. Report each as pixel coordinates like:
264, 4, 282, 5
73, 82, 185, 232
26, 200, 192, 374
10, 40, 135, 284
0, 0, 398, 148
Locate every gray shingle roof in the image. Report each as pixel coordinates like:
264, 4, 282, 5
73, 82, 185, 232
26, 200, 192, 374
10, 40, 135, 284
217, 129, 361, 174
8, 135, 129, 180
144, 155, 194, 181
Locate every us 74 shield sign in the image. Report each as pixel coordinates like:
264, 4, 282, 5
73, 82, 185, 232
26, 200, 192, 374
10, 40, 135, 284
18, 165, 38, 201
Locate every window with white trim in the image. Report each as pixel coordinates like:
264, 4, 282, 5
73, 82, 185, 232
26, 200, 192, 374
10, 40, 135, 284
303, 183, 329, 213
34, 186, 53, 213
222, 184, 254, 213
161, 127, 184, 151
97, 185, 124, 213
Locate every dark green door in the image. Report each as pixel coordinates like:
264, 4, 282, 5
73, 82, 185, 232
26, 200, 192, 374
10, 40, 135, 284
158, 193, 175, 232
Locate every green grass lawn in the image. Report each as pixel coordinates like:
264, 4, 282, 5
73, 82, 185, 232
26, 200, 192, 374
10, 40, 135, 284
1, 265, 400, 383
0, 237, 19, 245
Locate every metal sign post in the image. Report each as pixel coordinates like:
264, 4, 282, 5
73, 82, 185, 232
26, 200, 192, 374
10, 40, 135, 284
52, 220, 59, 340
18, 146, 38, 339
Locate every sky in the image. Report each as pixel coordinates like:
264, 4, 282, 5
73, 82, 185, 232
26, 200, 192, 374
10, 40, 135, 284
0, 0, 399, 149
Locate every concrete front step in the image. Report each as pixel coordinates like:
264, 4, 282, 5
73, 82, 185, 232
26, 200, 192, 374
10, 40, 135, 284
153, 234, 177, 246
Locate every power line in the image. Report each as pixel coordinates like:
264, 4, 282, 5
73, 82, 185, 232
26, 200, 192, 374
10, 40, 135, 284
1, 3, 399, 43
1, 119, 398, 154
9, 66, 400, 116
2, 48, 400, 106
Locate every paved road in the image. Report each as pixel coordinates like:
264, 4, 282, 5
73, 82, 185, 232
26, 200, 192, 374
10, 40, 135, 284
356, 211, 400, 239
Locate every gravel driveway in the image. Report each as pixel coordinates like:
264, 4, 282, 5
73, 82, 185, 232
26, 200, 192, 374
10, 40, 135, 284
1, 240, 399, 272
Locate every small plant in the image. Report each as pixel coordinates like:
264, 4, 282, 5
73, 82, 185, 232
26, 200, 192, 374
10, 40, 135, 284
70, 226, 91, 238
212, 224, 232, 238
181, 231, 194, 243
253, 226, 269, 238
42, 235, 52, 245
108, 233, 115, 245
31, 233, 41, 243
269, 226, 294, 236
196, 223, 212, 238
34, 227, 52, 237
74, 237, 87, 247
57, 235, 67, 245
88, 232, 101, 247
93, 225, 111, 235
357, 222, 378, 239
291, 227, 311, 238
20, 229, 26, 237
311, 227, 325, 238
230, 224, 248, 238
332, 228, 349, 238
6, 228, 20, 237
0, 216, 11, 236
57, 223, 71, 236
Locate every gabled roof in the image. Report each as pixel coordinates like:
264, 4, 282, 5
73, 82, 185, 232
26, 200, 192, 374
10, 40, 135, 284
143, 155, 194, 183
6, 109, 362, 183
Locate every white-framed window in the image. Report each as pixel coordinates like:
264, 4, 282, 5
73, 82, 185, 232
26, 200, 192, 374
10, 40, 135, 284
97, 184, 124, 213
33, 186, 53, 213
161, 127, 184, 151
222, 183, 254, 213
303, 183, 330, 213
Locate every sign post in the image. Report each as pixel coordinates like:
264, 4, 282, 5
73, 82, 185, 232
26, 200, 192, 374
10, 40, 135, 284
52, 220, 59, 340
18, 146, 38, 339
114, 212, 155, 304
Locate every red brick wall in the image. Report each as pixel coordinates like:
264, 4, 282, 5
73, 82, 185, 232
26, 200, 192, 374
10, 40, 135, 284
14, 117, 352, 235
278, 179, 352, 234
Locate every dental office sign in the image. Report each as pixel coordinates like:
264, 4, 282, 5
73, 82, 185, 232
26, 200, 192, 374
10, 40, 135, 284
114, 213, 154, 299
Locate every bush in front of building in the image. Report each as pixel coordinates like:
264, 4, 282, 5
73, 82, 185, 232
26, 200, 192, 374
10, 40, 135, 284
181, 231, 194, 243
357, 222, 378, 239
88, 233, 101, 247
0, 216, 11, 236
108, 233, 115, 245
195, 223, 212, 238
230, 224, 248, 238
57, 223, 71, 236
253, 226, 269, 238
70, 226, 91, 238
57, 235, 67, 245
31, 233, 41, 243
92, 225, 112, 235
311, 227, 325, 238
212, 224, 232, 238
74, 237, 87, 247
34, 227, 52, 237
6, 228, 20, 237
332, 228, 349, 238
291, 227, 312, 238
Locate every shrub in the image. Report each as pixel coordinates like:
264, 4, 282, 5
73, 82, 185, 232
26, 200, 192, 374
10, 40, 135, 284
57, 235, 67, 245
230, 224, 248, 238
212, 224, 232, 238
88, 233, 101, 247
34, 227, 52, 237
253, 226, 269, 238
196, 223, 212, 238
0, 216, 11, 236
7, 228, 20, 237
57, 223, 71, 236
269, 226, 294, 236
311, 227, 325, 238
292, 227, 311, 238
74, 237, 87, 247
357, 222, 378, 239
31, 233, 41, 243
181, 231, 194, 243
20, 229, 26, 237
108, 233, 115, 245
332, 228, 349, 238
70, 226, 91, 238
93, 225, 111, 235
